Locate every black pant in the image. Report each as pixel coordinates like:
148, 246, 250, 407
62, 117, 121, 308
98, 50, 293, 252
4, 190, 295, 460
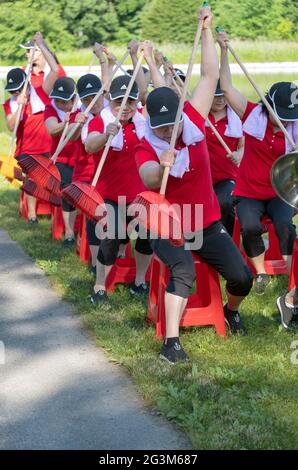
214, 179, 236, 236
56, 162, 75, 212
235, 196, 296, 258
150, 221, 253, 299
86, 200, 152, 266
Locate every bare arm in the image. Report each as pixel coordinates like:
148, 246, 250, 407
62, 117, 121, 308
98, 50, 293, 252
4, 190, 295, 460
33, 32, 59, 95
128, 40, 147, 105
190, 7, 219, 118
217, 30, 247, 119
45, 115, 68, 137
85, 122, 119, 153
140, 41, 166, 88
139, 149, 176, 189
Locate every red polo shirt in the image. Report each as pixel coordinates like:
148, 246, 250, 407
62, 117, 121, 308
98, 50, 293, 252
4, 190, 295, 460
44, 104, 78, 167
71, 114, 101, 184
206, 112, 240, 185
233, 101, 286, 200
3, 86, 52, 157
88, 116, 147, 203
22, 64, 66, 88
135, 101, 220, 232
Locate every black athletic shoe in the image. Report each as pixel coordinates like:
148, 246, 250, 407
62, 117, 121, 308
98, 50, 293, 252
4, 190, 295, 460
277, 294, 296, 329
63, 237, 75, 248
90, 290, 108, 305
159, 340, 189, 365
129, 283, 149, 296
255, 273, 271, 295
28, 217, 38, 225
224, 304, 247, 335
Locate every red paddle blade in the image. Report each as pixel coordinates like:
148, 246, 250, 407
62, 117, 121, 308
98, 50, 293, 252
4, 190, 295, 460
129, 191, 184, 246
23, 178, 62, 207
62, 182, 106, 222
18, 154, 61, 194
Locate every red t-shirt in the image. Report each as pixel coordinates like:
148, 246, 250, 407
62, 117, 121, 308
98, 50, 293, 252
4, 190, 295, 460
22, 64, 66, 88
3, 86, 52, 157
88, 115, 147, 203
71, 113, 100, 184
135, 101, 220, 232
44, 104, 78, 167
206, 112, 240, 185
233, 101, 286, 200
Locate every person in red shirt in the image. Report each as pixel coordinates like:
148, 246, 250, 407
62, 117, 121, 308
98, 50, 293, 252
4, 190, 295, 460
20, 39, 66, 88
217, 30, 298, 294
3, 32, 60, 224
206, 80, 244, 235
84, 71, 153, 304
44, 77, 79, 246
134, 6, 253, 364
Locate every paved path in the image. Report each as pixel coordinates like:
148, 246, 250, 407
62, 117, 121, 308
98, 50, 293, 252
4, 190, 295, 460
0, 229, 190, 450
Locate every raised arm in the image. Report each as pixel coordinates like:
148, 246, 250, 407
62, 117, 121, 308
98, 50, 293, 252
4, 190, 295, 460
33, 33, 59, 95
189, 5, 219, 118
217, 30, 247, 119
128, 39, 147, 105
93, 42, 109, 85
140, 41, 166, 89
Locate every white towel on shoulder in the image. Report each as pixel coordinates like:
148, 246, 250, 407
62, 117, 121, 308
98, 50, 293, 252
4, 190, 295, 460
144, 113, 205, 178
206, 105, 243, 138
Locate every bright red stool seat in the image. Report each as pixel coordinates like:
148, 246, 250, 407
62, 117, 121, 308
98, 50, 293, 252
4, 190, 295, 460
146, 253, 226, 338
106, 243, 151, 293
76, 213, 90, 264
233, 215, 288, 275
19, 190, 52, 220
289, 237, 298, 290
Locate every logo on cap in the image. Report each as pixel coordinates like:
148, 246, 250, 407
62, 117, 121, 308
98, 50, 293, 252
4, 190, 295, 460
58, 86, 64, 91
160, 105, 168, 112
86, 83, 93, 89
120, 84, 127, 90
9, 78, 13, 83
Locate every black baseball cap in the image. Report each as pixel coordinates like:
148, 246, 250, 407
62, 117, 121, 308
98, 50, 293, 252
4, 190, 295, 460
174, 68, 186, 82
109, 75, 139, 100
147, 87, 182, 129
269, 82, 298, 121
77, 74, 102, 99
214, 80, 224, 96
50, 77, 76, 101
5, 68, 26, 92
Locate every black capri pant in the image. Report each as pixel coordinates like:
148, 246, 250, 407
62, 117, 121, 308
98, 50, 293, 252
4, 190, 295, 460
56, 162, 75, 212
86, 199, 152, 266
150, 221, 253, 299
235, 196, 296, 258
213, 179, 236, 236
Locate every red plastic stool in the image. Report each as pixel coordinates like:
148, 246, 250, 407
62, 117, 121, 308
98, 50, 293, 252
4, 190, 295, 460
51, 207, 65, 240
106, 243, 151, 293
289, 238, 298, 290
76, 214, 91, 264
233, 215, 288, 275
147, 253, 226, 338
19, 190, 52, 220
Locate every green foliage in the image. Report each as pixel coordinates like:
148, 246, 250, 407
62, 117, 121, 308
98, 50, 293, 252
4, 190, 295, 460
141, 0, 298, 42
0, 0, 75, 62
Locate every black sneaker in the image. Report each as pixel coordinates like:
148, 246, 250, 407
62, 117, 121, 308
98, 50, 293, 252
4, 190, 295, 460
28, 217, 38, 225
90, 290, 108, 305
277, 294, 296, 329
129, 283, 149, 296
224, 304, 247, 335
159, 340, 189, 365
255, 273, 271, 295
63, 236, 75, 248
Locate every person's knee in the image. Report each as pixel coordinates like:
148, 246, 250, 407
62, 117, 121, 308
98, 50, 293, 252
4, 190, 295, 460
241, 219, 263, 240
97, 239, 119, 266
226, 265, 253, 297
168, 261, 196, 298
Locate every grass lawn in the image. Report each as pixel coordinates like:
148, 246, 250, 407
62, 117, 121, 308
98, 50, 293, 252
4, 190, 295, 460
2, 40, 298, 66
0, 171, 298, 449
